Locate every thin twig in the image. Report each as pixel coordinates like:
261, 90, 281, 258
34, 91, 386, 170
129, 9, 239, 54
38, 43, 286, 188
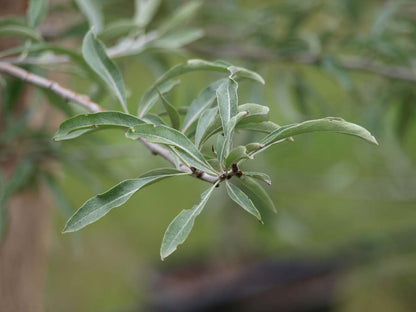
0, 61, 220, 184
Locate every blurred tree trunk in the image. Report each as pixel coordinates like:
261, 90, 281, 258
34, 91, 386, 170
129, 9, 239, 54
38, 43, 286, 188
0, 1, 52, 311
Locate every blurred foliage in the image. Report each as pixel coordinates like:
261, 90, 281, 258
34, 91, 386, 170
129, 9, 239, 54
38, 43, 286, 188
1, 0, 416, 311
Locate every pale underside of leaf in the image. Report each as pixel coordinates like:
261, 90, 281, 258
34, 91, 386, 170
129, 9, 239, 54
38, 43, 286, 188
226, 181, 262, 222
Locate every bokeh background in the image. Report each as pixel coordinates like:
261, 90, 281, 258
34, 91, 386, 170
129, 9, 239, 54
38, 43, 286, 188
2, 0, 416, 311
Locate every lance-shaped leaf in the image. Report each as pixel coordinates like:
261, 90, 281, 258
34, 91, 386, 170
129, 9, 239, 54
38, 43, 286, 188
182, 79, 225, 132
82, 29, 127, 112
135, 0, 161, 27
160, 183, 217, 260
126, 124, 216, 174
217, 111, 248, 167
63, 168, 187, 233
157, 89, 180, 129
216, 78, 238, 136
226, 181, 262, 223
197, 103, 270, 146
138, 59, 229, 116
237, 121, 280, 134
228, 65, 265, 85
157, 1, 202, 36
195, 107, 217, 148
243, 172, 272, 185
27, 0, 48, 28
0, 24, 42, 41
237, 177, 276, 213
260, 117, 378, 147
53, 112, 145, 141
75, 0, 103, 32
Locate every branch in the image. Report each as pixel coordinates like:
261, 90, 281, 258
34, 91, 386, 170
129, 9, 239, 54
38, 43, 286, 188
189, 44, 416, 83
0, 62, 102, 113
0, 61, 220, 184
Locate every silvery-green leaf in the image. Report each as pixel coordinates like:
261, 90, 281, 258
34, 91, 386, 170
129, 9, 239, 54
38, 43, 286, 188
138, 59, 230, 117
238, 177, 276, 213
216, 134, 226, 164
139, 79, 181, 117
82, 29, 127, 112
27, 0, 48, 28
142, 113, 167, 126
228, 65, 265, 85
157, 89, 180, 129
98, 19, 140, 41
0, 24, 42, 41
183, 79, 225, 133
196, 105, 271, 146
216, 78, 238, 136
237, 121, 280, 133
135, 0, 161, 27
157, 1, 202, 36
160, 183, 217, 260
260, 117, 378, 146
126, 124, 216, 174
151, 28, 203, 49
195, 107, 217, 149
226, 181, 262, 223
63, 168, 187, 233
54, 112, 145, 141
75, 0, 103, 32
243, 172, 272, 185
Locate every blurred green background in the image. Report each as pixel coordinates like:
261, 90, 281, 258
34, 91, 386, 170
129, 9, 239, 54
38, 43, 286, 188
3, 0, 416, 311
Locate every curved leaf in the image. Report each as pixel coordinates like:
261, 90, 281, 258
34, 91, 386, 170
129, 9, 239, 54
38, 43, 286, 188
243, 172, 272, 185
27, 0, 48, 28
126, 124, 216, 174
75, 0, 103, 32
54, 112, 145, 141
238, 176, 276, 213
82, 29, 127, 112
217, 78, 238, 136
157, 89, 180, 129
0, 24, 42, 41
160, 183, 217, 260
182, 79, 225, 132
226, 181, 262, 223
260, 117, 378, 146
195, 107, 217, 149
63, 168, 187, 233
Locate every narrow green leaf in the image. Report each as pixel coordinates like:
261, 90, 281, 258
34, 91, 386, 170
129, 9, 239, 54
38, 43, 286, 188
238, 176, 276, 213
157, 89, 180, 129
182, 79, 225, 132
151, 28, 204, 49
135, 0, 161, 27
160, 183, 217, 260
196, 105, 270, 147
138, 59, 230, 116
138, 79, 181, 117
243, 172, 272, 186
0, 24, 42, 41
98, 19, 140, 41
216, 78, 238, 136
157, 1, 202, 36
195, 107, 217, 149
228, 65, 265, 85
260, 117, 379, 146
226, 181, 262, 222
126, 124, 216, 174
63, 168, 187, 233
75, 0, 103, 32
54, 112, 145, 141
82, 29, 127, 112
142, 113, 167, 126
27, 0, 48, 28
237, 121, 280, 134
